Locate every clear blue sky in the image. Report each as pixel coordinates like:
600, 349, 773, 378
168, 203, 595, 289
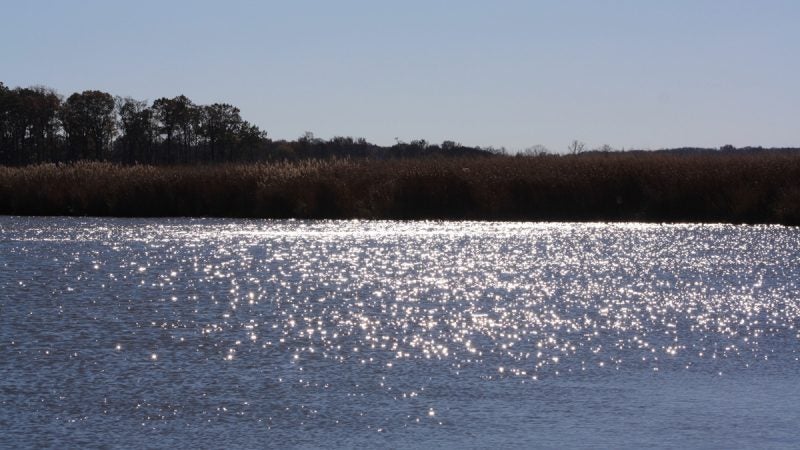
2, 0, 799, 152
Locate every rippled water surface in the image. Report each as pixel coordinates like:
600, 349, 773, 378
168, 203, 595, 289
2, 217, 799, 448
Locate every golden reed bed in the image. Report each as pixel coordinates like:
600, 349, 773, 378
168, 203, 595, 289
1, 153, 799, 225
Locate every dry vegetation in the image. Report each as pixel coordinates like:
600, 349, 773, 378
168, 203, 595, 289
1, 153, 799, 224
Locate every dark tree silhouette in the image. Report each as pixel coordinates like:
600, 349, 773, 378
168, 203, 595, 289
0, 85, 62, 164
198, 103, 242, 162
117, 97, 156, 163
1, 81, 517, 166
152, 95, 199, 163
62, 90, 116, 161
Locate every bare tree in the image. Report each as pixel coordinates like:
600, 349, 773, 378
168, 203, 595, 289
567, 140, 586, 155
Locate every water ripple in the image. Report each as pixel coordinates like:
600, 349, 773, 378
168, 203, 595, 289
1, 218, 799, 448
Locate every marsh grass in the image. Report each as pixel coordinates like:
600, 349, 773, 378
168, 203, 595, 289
1, 153, 799, 224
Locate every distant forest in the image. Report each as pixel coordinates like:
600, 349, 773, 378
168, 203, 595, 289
3, 81, 800, 166
0, 82, 500, 166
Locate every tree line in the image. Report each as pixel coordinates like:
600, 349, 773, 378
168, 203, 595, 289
0, 82, 497, 166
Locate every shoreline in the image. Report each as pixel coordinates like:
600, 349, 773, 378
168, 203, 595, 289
1, 215, 796, 229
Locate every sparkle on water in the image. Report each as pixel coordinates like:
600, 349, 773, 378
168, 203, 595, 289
1, 217, 799, 448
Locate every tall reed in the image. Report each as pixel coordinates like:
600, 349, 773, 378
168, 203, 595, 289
1, 153, 799, 224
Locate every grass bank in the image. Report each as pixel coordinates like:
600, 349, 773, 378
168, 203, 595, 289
1, 153, 799, 225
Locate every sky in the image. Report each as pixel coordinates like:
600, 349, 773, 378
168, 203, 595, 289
2, 0, 799, 152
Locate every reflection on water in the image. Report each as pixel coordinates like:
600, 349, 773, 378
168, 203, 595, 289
1, 218, 799, 448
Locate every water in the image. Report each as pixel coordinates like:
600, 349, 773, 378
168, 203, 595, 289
1, 217, 799, 449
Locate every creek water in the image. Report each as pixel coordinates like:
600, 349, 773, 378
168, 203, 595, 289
1, 217, 799, 448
